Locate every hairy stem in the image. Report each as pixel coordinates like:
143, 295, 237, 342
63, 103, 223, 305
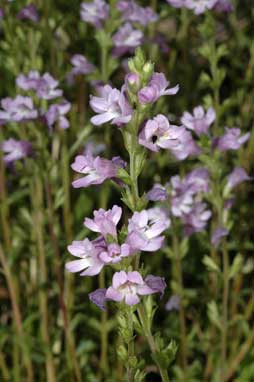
138, 305, 170, 382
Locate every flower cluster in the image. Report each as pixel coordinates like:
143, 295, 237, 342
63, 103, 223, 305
66, 205, 168, 307
166, 0, 233, 14
148, 168, 211, 235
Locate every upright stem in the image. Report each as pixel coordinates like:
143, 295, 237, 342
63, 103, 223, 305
45, 182, 81, 382
221, 242, 229, 382
0, 244, 34, 382
127, 310, 135, 382
32, 177, 56, 382
172, 231, 188, 373
138, 305, 169, 382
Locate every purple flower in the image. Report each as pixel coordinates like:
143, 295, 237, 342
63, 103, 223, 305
170, 169, 210, 216
0, 9, 4, 19
98, 243, 131, 264
166, 0, 188, 7
1, 139, 32, 163
84, 205, 122, 239
45, 101, 71, 129
0, 96, 38, 123
106, 271, 164, 305
181, 106, 216, 136
225, 167, 250, 191
139, 114, 200, 160
147, 184, 167, 201
65, 238, 105, 276
90, 85, 132, 126
165, 295, 180, 311
186, 0, 217, 14
117, 0, 158, 26
16, 70, 41, 91
71, 153, 124, 188
145, 275, 166, 297
182, 202, 211, 235
138, 72, 179, 104
214, 128, 250, 152
126, 208, 170, 252
89, 288, 107, 310
112, 23, 143, 56
16, 71, 63, 100
211, 227, 228, 247
17, 4, 39, 22
68, 54, 95, 82
214, 0, 233, 12
80, 0, 109, 28
36, 73, 63, 100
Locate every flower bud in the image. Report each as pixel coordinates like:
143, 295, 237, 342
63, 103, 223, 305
126, 72, 140, 93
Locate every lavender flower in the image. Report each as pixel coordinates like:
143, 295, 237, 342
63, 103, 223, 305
71, 153, 124, 188
170, 168, 209, 216
145, 275, 166, 297
1, 139, 32, 163
186, 0, 217, 14
45, 101, 71, 129
126, 208, 170, 252
139, 114, 200, 160
65, 238, 105, 276
36, 73, 63, 100
90, 85, 132, 126
182, 202, 211, 235
84, 205, 122, 239
211, 227, 228, 247
214, 0, 233, 12
147, 184, 167, 201
16, 70, 41, 91
98, 243, 131, 264
89, 288, 107, 310
138, 72, 179, 104
117, 0, 158, 26
225, 167, 250, 191
181, 106, 216, 136
80, 0, 109, 28
106, 271, 165, 305
214, 128, 250, 152
0, 96, 38, 123
68, 54, 95, 81
165, 295, 180, 311
0, 9, 4, 19
112, 23, 143, 56
16, 71, 63, 100
166, 0, 188, 7
17, 4, 39, 22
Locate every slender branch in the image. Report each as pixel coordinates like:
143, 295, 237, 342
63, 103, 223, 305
0, 243, 34, 382
45, 181, 82, 382
221, 242, 229, 382
32, 177, 56, 382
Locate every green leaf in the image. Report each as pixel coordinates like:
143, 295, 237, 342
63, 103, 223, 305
229, 253, 243, 279
207, 301, 222, 331
203, 255, 220, 273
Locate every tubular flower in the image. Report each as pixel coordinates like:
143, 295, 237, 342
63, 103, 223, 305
71, 153, 124, 188
106, 271, 166, 305
90, 85, 132, 126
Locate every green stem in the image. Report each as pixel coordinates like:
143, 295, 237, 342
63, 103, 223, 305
138, 305, 170, 382
0, 244, 34, 382
45, 182, 82, 382
127, 310, 135, 382
221, 242, 229, 382
172, 230, 188, 374
32, 177, 56, 382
